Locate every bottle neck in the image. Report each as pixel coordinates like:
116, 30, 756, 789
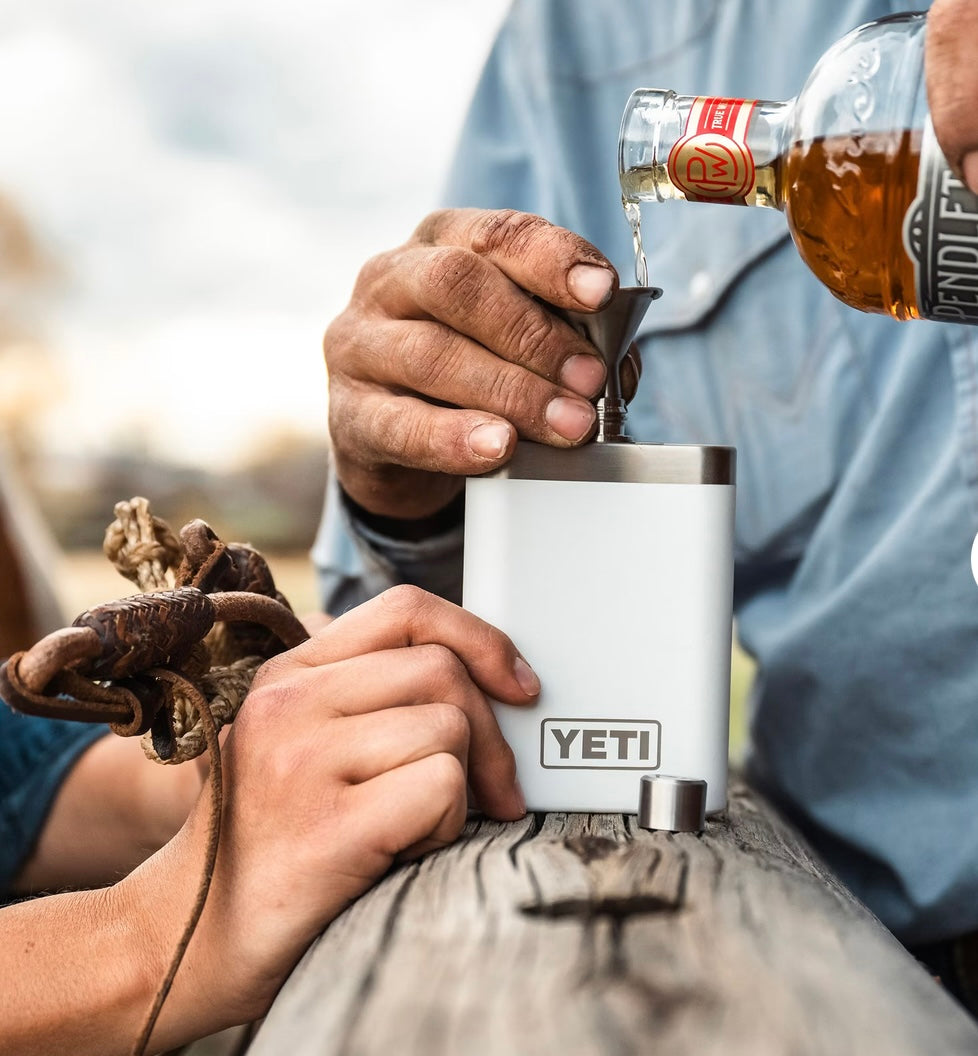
619, 90, 794, 211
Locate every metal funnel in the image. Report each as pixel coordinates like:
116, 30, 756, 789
556, 285, 662, 442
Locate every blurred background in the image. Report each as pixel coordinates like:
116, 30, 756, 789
0, 0, 510, 618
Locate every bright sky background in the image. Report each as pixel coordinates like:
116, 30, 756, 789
0, 0, 511, 467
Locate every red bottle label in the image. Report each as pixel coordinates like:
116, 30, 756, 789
667, 96, 758, 203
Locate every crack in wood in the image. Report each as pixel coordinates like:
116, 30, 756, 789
519, 893, 681, 921
333, 863, 420, 1050
522, 857, 544, 906
471, 825, 492, 907
674, 846, 690, 909
505, 810, 543, 869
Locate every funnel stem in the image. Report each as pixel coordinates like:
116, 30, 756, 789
596, 398, 631, 443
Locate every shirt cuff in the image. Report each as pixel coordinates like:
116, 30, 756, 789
340, 486, 465, 606
311, 471, 464, 615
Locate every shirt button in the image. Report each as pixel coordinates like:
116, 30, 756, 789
689, 271, 713, 300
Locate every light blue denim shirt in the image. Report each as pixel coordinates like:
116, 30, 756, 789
313, 0, 978, 944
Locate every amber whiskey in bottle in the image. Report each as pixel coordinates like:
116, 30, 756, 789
619, 13, 978, 325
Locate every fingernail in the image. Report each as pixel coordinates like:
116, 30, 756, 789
567, 263, 615, 309
514, 778, 527, 816
468, 421, 511, 460
559, 353, 606, 397
545, 396, 595, 442
513, 655, 540, 696
964, 151, 978, 196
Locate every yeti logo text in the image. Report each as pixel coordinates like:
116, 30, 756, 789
541, 718, 661, 770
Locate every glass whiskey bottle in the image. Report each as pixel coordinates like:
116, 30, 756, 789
619, 12, 978, 325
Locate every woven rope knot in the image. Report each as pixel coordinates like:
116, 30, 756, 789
103, 496, 182, 591
119, 539, 176, 570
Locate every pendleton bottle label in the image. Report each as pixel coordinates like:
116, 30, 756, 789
903, 117, 978, 324
667, 96, 758, 203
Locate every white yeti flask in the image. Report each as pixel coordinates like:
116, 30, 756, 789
462, 287, 735, 815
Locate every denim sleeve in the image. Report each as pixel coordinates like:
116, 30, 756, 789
0, 702, 107, 894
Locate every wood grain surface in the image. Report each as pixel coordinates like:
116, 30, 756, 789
251, 781, 978, 1055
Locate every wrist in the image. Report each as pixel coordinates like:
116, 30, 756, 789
340, 482, 465, 542
332, 449, 466, 524
123, 794, 291, 1045
103, 876, 174, 1028
117, 811, 248, 1050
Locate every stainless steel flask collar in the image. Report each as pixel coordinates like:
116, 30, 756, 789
488, 441, 735, 485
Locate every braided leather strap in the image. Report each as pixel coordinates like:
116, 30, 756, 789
73, 588, 217, 679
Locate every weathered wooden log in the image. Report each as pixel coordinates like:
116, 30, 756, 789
251, 780, 978, 1055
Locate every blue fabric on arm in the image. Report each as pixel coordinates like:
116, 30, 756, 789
0, 701, 107, 894
312, 473, 464, 617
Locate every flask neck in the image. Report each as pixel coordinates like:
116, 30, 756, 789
619, 90, 794, 211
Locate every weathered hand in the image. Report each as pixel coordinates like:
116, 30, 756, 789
927, 0, 978, 193
324, 208, 620, 519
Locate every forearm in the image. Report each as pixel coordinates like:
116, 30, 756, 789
1, 814, 247, 1056
0, 881, 163, 1056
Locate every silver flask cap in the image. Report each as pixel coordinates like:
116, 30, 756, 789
638, 774, 707, 833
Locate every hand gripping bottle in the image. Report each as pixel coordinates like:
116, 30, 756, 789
619, 11, 978, 325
